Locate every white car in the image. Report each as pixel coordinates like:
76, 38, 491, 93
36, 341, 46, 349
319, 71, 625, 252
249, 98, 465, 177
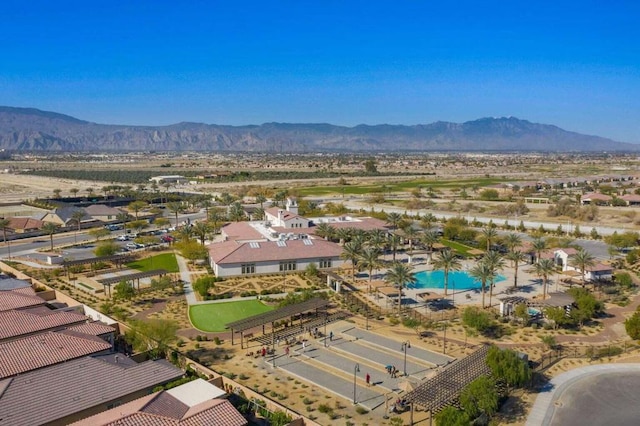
117, 235, 129, 241
125, 242, 138, 249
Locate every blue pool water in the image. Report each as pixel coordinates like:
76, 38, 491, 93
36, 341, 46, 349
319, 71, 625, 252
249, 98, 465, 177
409, 270, 506, 290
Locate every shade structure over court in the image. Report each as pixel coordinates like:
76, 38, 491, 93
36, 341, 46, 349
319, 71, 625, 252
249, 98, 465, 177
225, 297, 330, 348
98, 269, 169, 296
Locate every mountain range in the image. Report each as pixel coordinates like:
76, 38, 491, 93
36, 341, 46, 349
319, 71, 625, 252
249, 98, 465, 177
0, 106, 637, 152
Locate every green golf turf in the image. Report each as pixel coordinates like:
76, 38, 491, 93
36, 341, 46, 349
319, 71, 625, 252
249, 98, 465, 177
189, 300, 274, 332
125, 253, 179, 273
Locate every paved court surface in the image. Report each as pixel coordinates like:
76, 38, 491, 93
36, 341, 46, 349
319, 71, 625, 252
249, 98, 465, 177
339, 326, 455, 366
527, 364, 640, 426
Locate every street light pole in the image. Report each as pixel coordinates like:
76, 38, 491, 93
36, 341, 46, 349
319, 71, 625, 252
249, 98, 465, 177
401, 341, 410, 376
353, 363, 360, 404
324, 312, 328, 348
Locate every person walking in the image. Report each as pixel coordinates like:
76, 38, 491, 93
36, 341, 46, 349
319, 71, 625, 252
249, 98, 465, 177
285, 346, 290, 357
302, 341, 306, 353
366, 373, 371, 387
329, 331, 333, 341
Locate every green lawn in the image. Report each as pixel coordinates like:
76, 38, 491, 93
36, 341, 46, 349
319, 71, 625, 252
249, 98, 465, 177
125, 253, 179, 273
440, 239, 479, 258
189, 300, 274, 332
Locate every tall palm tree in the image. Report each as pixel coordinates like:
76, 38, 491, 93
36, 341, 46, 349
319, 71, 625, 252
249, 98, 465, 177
388, 233, 402, 261
69, 210, 85, 243
42, 222, 59, 251
386, 212, 403, 231
385, 262, 417, 314
402, 224, 420, 256
358, 246, 382, 293
503, 233, 522, 252
335, 227, 352, 245
86, 187, 95, 199
420, 212, 437, 230
128, 200, 148, 220
367, 229, 387, 250
70, 188, 79, 198
570, 248, 596, 287
534, 258, 556, 300
505, 250, 526, 288
53, 188, 62, 199
0, 218, 10, 252
314, 223, 335, 241
193, 221, 210, 245
532, 237, 546, 263
207, 209, 225, 234
340, 240, 362, 282
469, 261, 493, 309
421, 229, 440, 261
433, 249, 462, 296
481, 226, 499, 252
116, 212, 130, 233
166, 202, 183, 226
228, 201, 245, 222
255, 193, 267, 208
483, 251, 505, 308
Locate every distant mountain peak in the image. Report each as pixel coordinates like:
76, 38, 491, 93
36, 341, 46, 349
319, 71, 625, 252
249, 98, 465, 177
0, 106, 636, 152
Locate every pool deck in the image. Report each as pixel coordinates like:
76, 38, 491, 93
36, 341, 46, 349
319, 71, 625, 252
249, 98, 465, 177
359, 252, 548, 310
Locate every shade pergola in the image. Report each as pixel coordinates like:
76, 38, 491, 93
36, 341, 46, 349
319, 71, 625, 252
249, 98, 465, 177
62, 254, 132, 277
225, 297, 330, 348
403, 345, 492, 423
98, 269, 169, 296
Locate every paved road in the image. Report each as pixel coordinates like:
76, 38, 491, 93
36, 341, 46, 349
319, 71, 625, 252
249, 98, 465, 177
340, 326, 454, 366
527, 364, 640, 426
266, 351, 387, 411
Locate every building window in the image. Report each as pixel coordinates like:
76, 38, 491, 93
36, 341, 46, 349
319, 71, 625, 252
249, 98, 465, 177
319, 258, 332, 268
241, 263, 255, 274
279, 261, 297, 272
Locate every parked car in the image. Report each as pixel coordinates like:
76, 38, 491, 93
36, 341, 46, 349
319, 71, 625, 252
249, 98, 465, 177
117, 235, 129, 241
125, 242, 139, 249
161, 235, 175, 243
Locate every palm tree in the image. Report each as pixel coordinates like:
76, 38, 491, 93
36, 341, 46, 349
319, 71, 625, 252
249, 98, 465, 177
482, 226, 499, 252
402, 224, 420, 256
116, 212, 130, 233
421, 230, 440, 261
341, 240, 362, 282
570, 248, 596, 287
358, 246, 382, 292
178, 225, 194, 241
128, 200, 148, 220
420, 212, 437, 230
503, 233, 522, 252
53, 188, 62, 199
534, 258, 556, 300
532, 237, 546, 263
70, 210, 85, 243
483, 251, 505, 308
255, 193, 267, 208
385, 262, 417, 314
69, 188, 79, 198
86, 187, 95, 199
386, 212, 403, 231
505, 250, 527, 288
388, 233, 402, 261
433, 249, 461, 296
42, 222, 59, 251
192, 221, 210, 245
207, 209, 225, 234
314, 223, 335, 241
228, 202, 245, 222
469, 261, 493, 308
367, 229, 387, 249
335, 228, 352, 245
166, 202, 183, 226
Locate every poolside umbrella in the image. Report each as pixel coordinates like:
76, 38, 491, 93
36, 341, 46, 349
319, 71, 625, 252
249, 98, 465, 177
398, 380, 416, 393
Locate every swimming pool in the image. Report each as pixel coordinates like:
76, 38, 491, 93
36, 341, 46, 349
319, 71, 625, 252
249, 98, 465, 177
409, 270, 506, 290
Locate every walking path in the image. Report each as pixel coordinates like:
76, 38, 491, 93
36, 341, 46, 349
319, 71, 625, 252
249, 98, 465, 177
175, 254, 197, 305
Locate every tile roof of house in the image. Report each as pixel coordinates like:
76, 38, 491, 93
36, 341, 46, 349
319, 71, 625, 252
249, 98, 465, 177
209, 238, 343, 265
53, 206, 92, 224
555, 247, 579, 256
0, 330, 112, 378
0, 357, 183, 426
0, 288, 45, 312
6, 216, 44, 231
0, 306, 89, 341
588, 263, 613, 272
581, 192, 613, 201
221, 222, 266, 241
67, 321, 116, 336
620, 194, 640, 202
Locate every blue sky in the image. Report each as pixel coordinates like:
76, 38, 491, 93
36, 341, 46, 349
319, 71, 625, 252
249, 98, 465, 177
1, 1, 639, 142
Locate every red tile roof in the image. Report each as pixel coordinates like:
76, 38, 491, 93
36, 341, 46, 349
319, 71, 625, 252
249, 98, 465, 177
581, 192, 612, 201
67, 321, 116, 336
0, 289, 45, 312
265, 207, 303, 221
209, 238, 342, 265
73, 389, 247, 426
0, 330, 112, 378
0, 307, 88, 341
221, 222, 266, 241
6, 217, 44, 231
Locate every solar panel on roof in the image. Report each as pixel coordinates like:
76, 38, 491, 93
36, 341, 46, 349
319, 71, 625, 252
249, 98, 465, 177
276, 240, 286, 247
249, 242, 260, 248
303, 239, 313, 246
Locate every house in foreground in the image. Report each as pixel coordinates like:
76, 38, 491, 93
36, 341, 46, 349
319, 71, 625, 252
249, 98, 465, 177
72, 378, 247, 426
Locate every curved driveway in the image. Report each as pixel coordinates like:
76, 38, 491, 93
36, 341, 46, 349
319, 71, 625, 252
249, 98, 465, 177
527, 364, 640, 426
